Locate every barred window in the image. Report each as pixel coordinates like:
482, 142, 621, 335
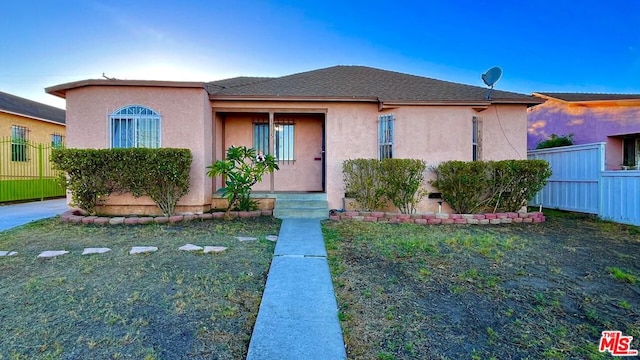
51, 133, 64, 149
110, 105, 161, 148
11, 125, 29, 162
378, 114, 394, 159
253, 119, 295, 163
472, 116, 482, 161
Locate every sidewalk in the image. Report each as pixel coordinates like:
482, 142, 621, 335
0, 199, 69, 232
246, 218, 347, 360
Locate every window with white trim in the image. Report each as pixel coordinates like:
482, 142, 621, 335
110, 105, 161, 148
253, 119, 295, 163
472, 116, 482, 161
378, 114, 394, 159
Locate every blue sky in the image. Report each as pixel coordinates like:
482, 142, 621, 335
2, 0, 639, 109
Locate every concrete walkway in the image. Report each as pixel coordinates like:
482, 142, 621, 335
247, 218, 347, 360
0, 199, 68, 232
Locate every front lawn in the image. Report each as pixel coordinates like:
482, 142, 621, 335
324, 211, 640, 359
0, 217, 280, 360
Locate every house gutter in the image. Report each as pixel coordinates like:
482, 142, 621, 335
209, 95, 379, 103
46, 79, 206, 98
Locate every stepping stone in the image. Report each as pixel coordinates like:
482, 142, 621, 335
179, 244, 203, 251
129, 246, 158, 255
82, 248, 111, 255
37, 250, 69, 258
236, 236, 258, 242
0, 251, 18, 257
203, 246, 228, 253
265, 235, 278, 242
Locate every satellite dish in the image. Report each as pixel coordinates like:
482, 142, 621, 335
482, 66, 502, 88
482, 66, 502, 100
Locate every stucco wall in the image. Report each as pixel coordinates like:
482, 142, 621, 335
213, 101, 528, 213
62, 87, 529, 214
64, 85, 212, 212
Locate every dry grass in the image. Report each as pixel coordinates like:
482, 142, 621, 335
0, 217, 280, 360
324, 211, 640, 359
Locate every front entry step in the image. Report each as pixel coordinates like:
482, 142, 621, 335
273, 194, 328, 219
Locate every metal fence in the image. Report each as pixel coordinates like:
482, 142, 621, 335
0, 137, 66, 202
528, 142, 640, 226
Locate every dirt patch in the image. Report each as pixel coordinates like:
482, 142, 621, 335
324, 211, 640, 359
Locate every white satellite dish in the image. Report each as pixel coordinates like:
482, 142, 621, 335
482, 66, 503, 100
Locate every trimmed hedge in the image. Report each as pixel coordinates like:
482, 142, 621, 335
52, 148, 192, 216
343, 158, 427, 214
430, 160, 552, 213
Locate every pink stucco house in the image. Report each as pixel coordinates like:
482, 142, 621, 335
46, 66, 540, 216
528, 92, 640, 170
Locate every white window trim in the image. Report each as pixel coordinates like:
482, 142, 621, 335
109, 105, 162, 148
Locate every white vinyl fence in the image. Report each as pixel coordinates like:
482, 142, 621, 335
528, 143, 640, 226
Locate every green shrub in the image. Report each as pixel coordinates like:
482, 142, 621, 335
51, 149, 120, 215
343, 158, 428, 213
430, 160, 551, 213
379, 159, 427, 214
430, 161, 492, 214
51, 148, 192, 216
206, 146, 278, 215
489, 160, 552, 213
342, 159, 384, 211
127, 149, 192, 217
536, 134, 574, 149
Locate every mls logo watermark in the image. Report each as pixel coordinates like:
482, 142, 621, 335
599, 331, 638, 356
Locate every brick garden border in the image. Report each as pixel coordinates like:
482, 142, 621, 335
59, 209, 274, 226
329, 211, 545, 224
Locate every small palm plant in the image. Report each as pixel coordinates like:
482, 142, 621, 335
207, 146, 278, 217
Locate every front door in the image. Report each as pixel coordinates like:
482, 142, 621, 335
273, 114, 324, 192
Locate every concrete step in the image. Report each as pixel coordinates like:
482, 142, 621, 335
274, 198, 328, 219
273, 208, 329, 219
275, 199, 328, 209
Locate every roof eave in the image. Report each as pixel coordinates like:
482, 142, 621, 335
0, 109, 66, 126
531, 92, 568, 103
381, 98, 542, 108
46, 79, 206, 98
532, 92, 640, 105
210, 95, 380, 102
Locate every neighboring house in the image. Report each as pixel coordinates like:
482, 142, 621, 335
0, 91, 66, 202
46, 65, 540, 215
0, 91, 66, 150
528, 92, 640, 170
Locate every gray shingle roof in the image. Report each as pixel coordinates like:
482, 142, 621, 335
535, 92, 640, 102
0, 91, 65, 124
207, 65, 540, 104
205, 77, 273, 94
